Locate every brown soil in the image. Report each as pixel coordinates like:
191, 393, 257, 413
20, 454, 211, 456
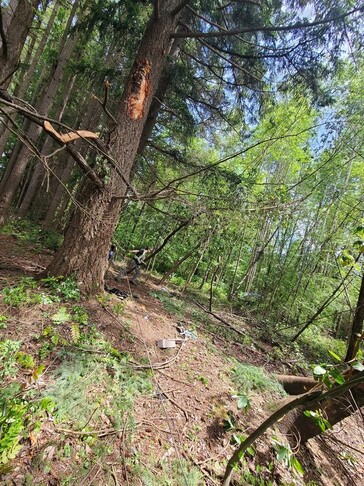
0, 234, 363, 486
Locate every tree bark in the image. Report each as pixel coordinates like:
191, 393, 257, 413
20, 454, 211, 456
0, 8, 80, 224
0, 0, 40, 88
345, 270, 364, 362
0, 0, 60, 156
282, 378, 364, 444
222, 370, 364, 486
44, 2, 185, 294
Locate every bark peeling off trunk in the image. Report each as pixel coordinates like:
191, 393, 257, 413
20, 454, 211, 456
128, 60, 151, 120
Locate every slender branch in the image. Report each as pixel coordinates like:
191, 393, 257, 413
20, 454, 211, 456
172, 7, 363, 39
171, 0, 191, 17
193, 300, 246, 337
0, 91, 104, 187
92, 80, 117, 124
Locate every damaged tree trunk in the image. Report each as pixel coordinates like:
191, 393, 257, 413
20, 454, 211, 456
44, 2, 186, 294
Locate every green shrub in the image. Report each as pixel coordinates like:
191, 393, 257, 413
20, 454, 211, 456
232, 363, 285, 396
41, 276, 80, 301
0, 340, 21, 379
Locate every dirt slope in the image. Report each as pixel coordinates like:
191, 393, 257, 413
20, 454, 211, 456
0, 234, 363, 486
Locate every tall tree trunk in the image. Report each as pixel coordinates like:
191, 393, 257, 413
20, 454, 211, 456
18, 74, 77, 216
158, 243, 199, 286
228, 233, 245, 299
0, 0, 60, 156
0, 10, 80, 224
345, 271, 364, 362
182, 228, 213, 291
0, 0, 40, 88
44, 2, 186, 294
42, 157, 74, 230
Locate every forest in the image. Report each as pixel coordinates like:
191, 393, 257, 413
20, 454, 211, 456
0, 0, 363, 485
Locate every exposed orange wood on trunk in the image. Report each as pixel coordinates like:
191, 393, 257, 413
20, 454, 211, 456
127, 60, 151, 120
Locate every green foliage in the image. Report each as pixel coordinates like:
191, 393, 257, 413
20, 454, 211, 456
0, 390, 55, 469
0, 219, 62, 251
0, 398, 26, 468
70, 323, 80, 343
0, 276, 80, 309
232, 363, 286, 396
271, 437, 304, 475
233, 394, 251, 412
0, 339, 54, 469
2, 278, 41, 307
0, 340, 21, 379
72, 306, 89, 325
51, 306, 72, 325
41, 276, 80, 301
133, 456, 203, 486
15, 351, 36, 370
303, 410, 331, 432
236, 457, 274, 486
312, 362, 345, 388
0, 316, 7, 329
43, 349, 152, 430
231, 434, 255, 457
295, 326, 347, 365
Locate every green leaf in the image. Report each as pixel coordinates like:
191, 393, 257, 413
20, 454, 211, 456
40, 397, 56, 413
291, 456, 304, 475
328, 350, 342, 362
313, 365, 326, 376
32, 364, 45, 380
237, 394, 251, 410
71, 323, 80, 343
328, 368, 345, 385
353, 362, 364, 371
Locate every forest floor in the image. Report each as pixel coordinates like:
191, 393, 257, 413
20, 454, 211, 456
0, 233, 363, 486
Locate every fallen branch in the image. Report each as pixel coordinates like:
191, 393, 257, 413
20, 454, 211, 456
222, 370, 364, 486
56, 426, 122, 437
155, 381, 189, 422
193, 300, 246, 337
130, 342, 184, 370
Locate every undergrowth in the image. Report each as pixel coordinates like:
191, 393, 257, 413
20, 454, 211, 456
0, 219, 62, 251
232, 362, 286, 397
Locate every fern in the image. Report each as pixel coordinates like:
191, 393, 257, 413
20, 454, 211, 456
51, 306, 71, 325
71, 323, 80, 343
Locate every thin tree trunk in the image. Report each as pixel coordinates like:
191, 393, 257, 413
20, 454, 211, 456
18, 74, 77, 216
42, 157, 74, 229
0, 0, 60, 155
345, 271, 364, 362
158, 243, 199, 286
228, 233, 245, 299
0, 10, 80, 224
182, 229, 213, 291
